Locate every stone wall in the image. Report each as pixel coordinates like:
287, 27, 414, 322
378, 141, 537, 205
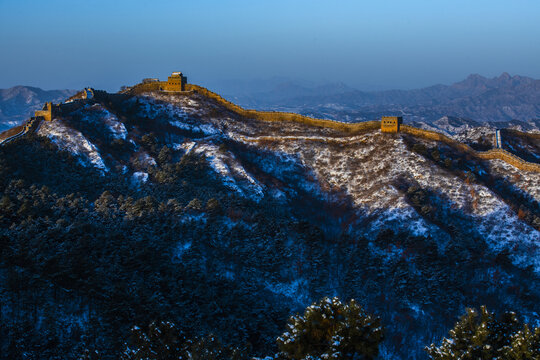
381, 116, 401, 133
128, 81, 540, 173
130, 82, 162, 93
185, 84, 381, 134
400, 125, 540, 173
504, 129, 540, 140
34, 102, 53, 121
184, 86, 540, 172
475, 149, 540, 172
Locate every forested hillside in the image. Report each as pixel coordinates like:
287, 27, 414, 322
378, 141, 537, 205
0, 88, 538, 359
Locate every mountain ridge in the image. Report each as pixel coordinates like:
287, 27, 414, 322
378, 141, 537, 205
222, 72, 540, 123
2, 72, 539, 132
0, 80, 539, 360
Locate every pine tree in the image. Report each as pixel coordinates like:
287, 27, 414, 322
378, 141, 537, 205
186, 334, 248, 360
121, 321, 186, 360
78, 349, 100, 360
277, 297, 384, 360
186, 198, 203, 211
503, 324, 540, 360
119, 322, 248, 360
158, 146, 173, 165
426, 306, 540, 360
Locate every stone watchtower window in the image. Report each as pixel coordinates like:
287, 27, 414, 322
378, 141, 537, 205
163, 72, 188, 91
381, 116, 402, 133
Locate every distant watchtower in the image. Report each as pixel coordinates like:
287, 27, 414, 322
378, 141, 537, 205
162, 72, 187, 91
381, 116, 402, 133
35, 102, 54, 121
494, 129, 502, 148
83, 88, 94, 99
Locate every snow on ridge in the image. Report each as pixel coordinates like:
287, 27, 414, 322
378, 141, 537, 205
91, 104, 127, 139
130, 94, 223, 136
413, 118, 495, 143
132, 171, 148, 184
38, 120, 108, 172
174, 141, 196, 153
191, 142, 265, 201
240, 130, 540, 271
477, 205, 540, 272
79, 103, 128, 140
139, 152, 156, 167
170, 120, 220, 136
134, 94, 203, 120
487, 158, 540, 202
367, 206, 435, 238
265, 278, 309, 303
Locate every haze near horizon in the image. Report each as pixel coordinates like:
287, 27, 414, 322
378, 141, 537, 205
1, 0, 539, 92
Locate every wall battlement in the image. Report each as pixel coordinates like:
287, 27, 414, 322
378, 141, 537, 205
185, 84, 540, 173
185, 84, 381, 133
400, 125, 540, 172
34, 102, 55, 121
128, 73, 539, 173
381, 116, 402, 133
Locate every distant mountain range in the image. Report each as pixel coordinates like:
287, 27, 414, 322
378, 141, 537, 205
1, 88, 538, 359
2, 73, 539, 133
0, 86, 75, 131
220, 73, 540, 123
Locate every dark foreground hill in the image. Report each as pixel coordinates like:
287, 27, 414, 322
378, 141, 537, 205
0, 87, 538, 359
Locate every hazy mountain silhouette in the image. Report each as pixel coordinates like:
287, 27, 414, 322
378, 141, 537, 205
221, 73, 540, 122
0, 86, 75, 131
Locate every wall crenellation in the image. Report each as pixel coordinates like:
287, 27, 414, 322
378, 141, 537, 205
399, 125, 540, 172
125, 72, 540, 173
34, 102, 56, 121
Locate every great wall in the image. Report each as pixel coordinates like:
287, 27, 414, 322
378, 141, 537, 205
399, 125, 540, 173
1, 72, 539, 173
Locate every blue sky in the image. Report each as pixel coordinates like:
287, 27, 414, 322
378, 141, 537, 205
1, 0, 539, 91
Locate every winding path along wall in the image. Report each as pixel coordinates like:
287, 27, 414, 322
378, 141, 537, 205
0, 128, 26, 145
185, 84, 381, 134
400, 125, 540, 173
0, 118, 42, 145
184, 84, 540, 173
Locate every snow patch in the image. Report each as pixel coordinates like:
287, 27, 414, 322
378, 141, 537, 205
191, 142, 265, 201
265, 278, 308, 303
132, 171, 148, 184
38, 121, 108, 172
174, 241, 192, 261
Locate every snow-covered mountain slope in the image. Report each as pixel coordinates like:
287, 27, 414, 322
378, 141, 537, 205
36, 91, 540, 271
5, 89, 538, 360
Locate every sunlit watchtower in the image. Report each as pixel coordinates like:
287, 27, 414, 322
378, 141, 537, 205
162, 72, 188, 91
35, 102, 54, 121
381, 116, 402, 133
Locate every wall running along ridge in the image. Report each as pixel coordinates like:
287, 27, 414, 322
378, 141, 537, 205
400, 125, 540, 173
130, 82, 540, 173
184, 84, 381, 134
0, 118, 41, 145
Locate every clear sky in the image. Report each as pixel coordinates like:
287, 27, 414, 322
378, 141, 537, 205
1, 0, 539, 92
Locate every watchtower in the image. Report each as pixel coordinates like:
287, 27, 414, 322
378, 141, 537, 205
381, 116, 402, 133
162, 72, 187, 91
494, 129, 502, 148
35, 102, 54, 121
83, 88, 94, 99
